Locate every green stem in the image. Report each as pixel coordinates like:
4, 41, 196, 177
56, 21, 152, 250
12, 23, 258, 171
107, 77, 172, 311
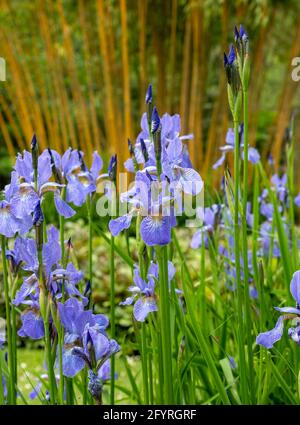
288, 119, 297, 269
87, 195, 93, 285
110, 232, 116, 404
43, 315, 56, 403
241, 89, 254, 402
141, 323, 149, 404
36, 222, 57, 404
136, 214, 149, 404
233, 120, 248, 403
58, 330, 64, 404
156, 245, 173, 404
66, 378, 74, 405
0, 354, 4, 404
9, 273, 18, 401
1, 236, 15, 404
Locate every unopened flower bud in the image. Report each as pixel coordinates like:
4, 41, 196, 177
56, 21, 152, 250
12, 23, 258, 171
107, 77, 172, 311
108, 154, 117, 183
140, 138, 149, 162
145, 84, 152, 104
88, 370, 103, 404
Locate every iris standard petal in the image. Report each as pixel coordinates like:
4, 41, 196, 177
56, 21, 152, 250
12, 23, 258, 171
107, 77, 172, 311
90, 152, 103, 180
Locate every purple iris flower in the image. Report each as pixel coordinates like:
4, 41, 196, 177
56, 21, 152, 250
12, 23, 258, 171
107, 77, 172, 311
213, 127, 260, 169
190, 205, 220, 249
294, 193, 300, 207
258, 221, 281, 258
124, 112, 193, 175
12, 226, 86, 339
110, 172, 174, 246
256, 271, 300, 349
8, 149, 75, 219
271, 173, 288, 204
57, 298, 118, 378
64, 150, 104, 207
115, 97, 202, 246
120, 261, 176, 322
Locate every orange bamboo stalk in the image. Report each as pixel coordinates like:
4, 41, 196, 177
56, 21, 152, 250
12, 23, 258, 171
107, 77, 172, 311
167, 0, 178, 112
57, 0, 94, 161
37, 1, 76, 151
120, 0, 132, 143
96, 0, 119, 161
78, 0, 102, 152
271, 14, 300, 168
138, 0, 147, 115
180, 12, 192, 134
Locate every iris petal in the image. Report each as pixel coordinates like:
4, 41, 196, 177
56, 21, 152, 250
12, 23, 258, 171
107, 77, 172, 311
133, 297, 158, 322
290, 271, 300, 306
109, 214, 133, 237
54, 193, 76, 218
140, 216, 171, 246
256, 316, 284, 349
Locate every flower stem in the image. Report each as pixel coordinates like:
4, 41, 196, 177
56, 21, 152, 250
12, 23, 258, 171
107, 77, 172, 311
36, 222, 57, 404
0, 353, 4, 404
141, 322, 149, 404
136, 214, 149, 404
233, 120, 248, 404
1, 235, 16, 404
156, 245, 173, 404
87, 195, 93, 285
241, 88, 254, 402
110, 232, 116, 404
58, 329, 64, 404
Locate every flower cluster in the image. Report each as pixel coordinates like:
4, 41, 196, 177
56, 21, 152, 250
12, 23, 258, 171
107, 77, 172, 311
109, 86, 203, 247
1, 140, 104, 239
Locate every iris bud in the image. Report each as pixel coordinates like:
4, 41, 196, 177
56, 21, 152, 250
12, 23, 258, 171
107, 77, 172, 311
31, 134, 38, 187
108, 154, 117, 183
140, 138, 149, 162
145, 84, 152, 104
88, 370, 103, 404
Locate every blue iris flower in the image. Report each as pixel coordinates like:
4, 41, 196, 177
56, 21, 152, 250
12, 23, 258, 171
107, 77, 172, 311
48, 148, 103, 207
213, 127, 260, 170
256, 271, 300, 349
12, 226, 87, 339
111, 107, 203, 247
57, 298, 119, 378
120, 261, 176, 322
